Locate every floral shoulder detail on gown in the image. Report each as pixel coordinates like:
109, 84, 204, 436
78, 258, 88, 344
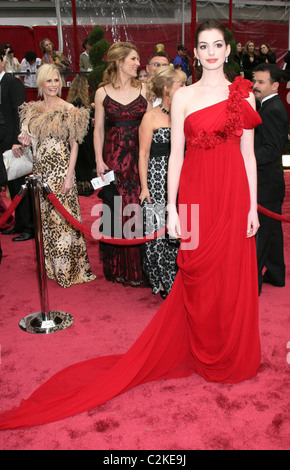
19, 101, 90, 144
189, 76, 254, 150
225, 76, 254, 138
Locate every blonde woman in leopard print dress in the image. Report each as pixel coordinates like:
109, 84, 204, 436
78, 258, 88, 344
18, 64, 96, 288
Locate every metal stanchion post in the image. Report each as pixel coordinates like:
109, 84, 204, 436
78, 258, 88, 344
19, 176, 74, 334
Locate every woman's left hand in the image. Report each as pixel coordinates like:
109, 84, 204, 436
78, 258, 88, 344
61, 176, 73, 194
12, 144, 23, 158
18, 132, 31, 147
247, 208, 260, 238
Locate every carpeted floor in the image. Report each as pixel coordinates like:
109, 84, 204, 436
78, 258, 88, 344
0, 173, 289, 450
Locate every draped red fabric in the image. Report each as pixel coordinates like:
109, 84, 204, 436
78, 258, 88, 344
0, 26, 36, 58
0, 276, 195, 430
0, 77, 262, 431
0, 21, 288, 70
1, 22, 289, 116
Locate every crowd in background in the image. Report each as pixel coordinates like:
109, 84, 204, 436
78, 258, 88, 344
1, 36, 290, 88
0, 39, 70, 88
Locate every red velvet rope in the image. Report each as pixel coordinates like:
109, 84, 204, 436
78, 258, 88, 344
1, 190, 289, 245
45, 192, 290, 246
46, 192, 166, 245
257, 204, 290, 223
0, 192, 26, 229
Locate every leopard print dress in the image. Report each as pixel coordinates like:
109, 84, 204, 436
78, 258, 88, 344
19, 101, 96, 288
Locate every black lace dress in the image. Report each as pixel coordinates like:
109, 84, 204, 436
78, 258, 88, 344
142, 127, 179, 295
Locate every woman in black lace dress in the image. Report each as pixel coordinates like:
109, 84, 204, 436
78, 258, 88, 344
93, 42, 150, 286
139, 66, 186, 298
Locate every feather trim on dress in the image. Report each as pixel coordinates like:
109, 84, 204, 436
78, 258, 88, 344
19, 101, 90, 144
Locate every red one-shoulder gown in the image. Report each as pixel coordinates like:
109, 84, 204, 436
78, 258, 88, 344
0, 77, 262, 430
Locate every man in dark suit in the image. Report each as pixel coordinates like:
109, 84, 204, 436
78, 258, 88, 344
253, 63, 289, 294
0, 47, 34, 242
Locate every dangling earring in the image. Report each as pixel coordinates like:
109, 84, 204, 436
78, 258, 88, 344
225, 56, 228, 63
197, 58, 200, 66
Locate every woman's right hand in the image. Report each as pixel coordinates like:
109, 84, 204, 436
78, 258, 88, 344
139, 188, 151, 205
167, 204, 181, 239
96, 160, 109, 181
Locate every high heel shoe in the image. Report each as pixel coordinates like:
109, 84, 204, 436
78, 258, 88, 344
129, 280, 143, 287
160, 290, 167, 299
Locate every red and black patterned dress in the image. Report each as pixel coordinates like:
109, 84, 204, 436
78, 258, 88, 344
100, 89, 147, 283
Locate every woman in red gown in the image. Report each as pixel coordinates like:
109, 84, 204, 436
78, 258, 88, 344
94, 42, 149, 286
0, 21, 262, 430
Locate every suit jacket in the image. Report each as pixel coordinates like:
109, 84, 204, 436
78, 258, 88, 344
254, 94, 289, 203
0, 73, 26, 151
79, 52, 92, 72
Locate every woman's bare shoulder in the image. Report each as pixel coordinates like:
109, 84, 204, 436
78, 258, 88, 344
94, 86, 107, 103
140, 82, 147, 96
245, 90, 256, 109
172, 84, 198, 112
140, 106, 158, 127
175, 83, 199, 100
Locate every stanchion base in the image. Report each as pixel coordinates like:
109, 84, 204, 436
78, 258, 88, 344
19, 310, 74, 334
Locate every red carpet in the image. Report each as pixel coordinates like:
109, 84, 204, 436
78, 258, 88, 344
0, 174, 289, 450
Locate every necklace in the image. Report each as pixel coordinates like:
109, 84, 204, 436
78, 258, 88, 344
159, 103, 170, 115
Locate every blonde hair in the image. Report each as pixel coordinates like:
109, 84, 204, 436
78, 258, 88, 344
244, 40, 256, 56
99, 41, 140, 89
155, 43, 165, 53
66, 75, 90, 108
146, 66, 186, 102
174, 68, 187, 83
36, 64, 62, 97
